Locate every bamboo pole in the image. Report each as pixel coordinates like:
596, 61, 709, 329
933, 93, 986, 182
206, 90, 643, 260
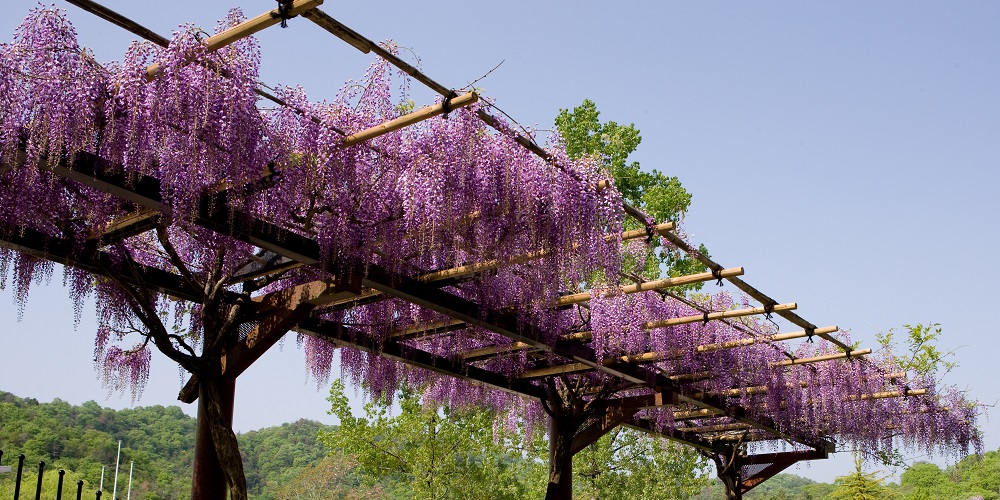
772, 349, 871, 367
673, 408, 723, 420
696, 326, 839, 352
144, 0, 325, 80
678, 422, 752, 434
555, 267, 744, 307
846, 388, 926, 401
644, 303, 797, 329
418, 222, 675, 284
342, 92, 478, 146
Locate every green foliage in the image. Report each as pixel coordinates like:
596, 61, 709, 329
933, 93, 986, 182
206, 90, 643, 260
321, 380, 545, 500
322, 379, 712, 499
275, 455, 384, 500
554, 99, 708, 286
240, 419, 332, 499
875, 322, 958, 379
574, 426, 711, 499
554, 99, 690, 224
829, 454, 892, 500
0, 390, 341, 499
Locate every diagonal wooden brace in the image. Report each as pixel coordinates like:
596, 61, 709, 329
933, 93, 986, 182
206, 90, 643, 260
178, 273, 361, 403
570, 391, 678, 455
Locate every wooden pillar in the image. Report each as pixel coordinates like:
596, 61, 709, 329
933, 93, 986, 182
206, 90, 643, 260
191, 377, 235, 500
546, 414, 575, 499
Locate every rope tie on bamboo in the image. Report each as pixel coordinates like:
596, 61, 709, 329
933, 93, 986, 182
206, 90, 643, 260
805, 327, 815, 343
441, 90, 460, 119
763, 303, 781, 333
703, 311, 710, 324
644, 220, 656, 244
273, 0, 294, 28
711, 267, 724, 286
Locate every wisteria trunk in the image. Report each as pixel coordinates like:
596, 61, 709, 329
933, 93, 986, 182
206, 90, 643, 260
545, 415, 576, 499
192, 374, 246, 500
712, 453, 742, 500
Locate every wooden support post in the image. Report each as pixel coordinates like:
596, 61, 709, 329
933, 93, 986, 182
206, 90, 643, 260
546, 414, 576, 500
191, 376, 234, 500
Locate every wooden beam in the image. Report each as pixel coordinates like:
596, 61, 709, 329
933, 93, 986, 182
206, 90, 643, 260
772, 349, 871, 367
144, 0, 324, 79
556, 267, 744, 307
342, 93, 478, 146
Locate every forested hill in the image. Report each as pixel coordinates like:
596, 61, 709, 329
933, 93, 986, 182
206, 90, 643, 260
0, 390, 330, 499
2, 390, 999, 499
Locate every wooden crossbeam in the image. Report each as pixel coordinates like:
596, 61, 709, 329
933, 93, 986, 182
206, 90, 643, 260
144, 0, 324, 79
673, 408, 724, 420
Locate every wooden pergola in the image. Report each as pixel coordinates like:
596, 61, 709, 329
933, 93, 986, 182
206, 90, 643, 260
0, 1, 935, 498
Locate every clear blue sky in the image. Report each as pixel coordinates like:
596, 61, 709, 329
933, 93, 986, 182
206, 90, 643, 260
2, 0, 997, 484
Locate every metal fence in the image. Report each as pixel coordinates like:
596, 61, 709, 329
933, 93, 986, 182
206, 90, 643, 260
0, 450, 103, 500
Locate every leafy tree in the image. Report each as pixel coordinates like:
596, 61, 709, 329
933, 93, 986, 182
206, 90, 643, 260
554, 99, 709, 284
274, 455, 384, 500
574, 426, 711, 499
830, 454, 893, 500
321, 380, 545, 500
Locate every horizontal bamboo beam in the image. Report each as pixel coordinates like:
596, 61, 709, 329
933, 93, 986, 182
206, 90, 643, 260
678, 422, 752, 434
846, 388, 927, 401
468, 324, 835, 364
388, 318, 466, 340
145, 0, 324, 79
696, 326, 839, 352
644, 303, 797, 330
772, 349, 871, 367
655, 227, 852, 353
342, 92, 478, 146
673, 408, 724, 420
418, 222, 675, 284
87, 208, 160, 244
555, 267, 744, 307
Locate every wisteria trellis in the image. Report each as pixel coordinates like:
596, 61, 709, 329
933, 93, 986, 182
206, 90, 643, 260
0, 3, 982, 500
